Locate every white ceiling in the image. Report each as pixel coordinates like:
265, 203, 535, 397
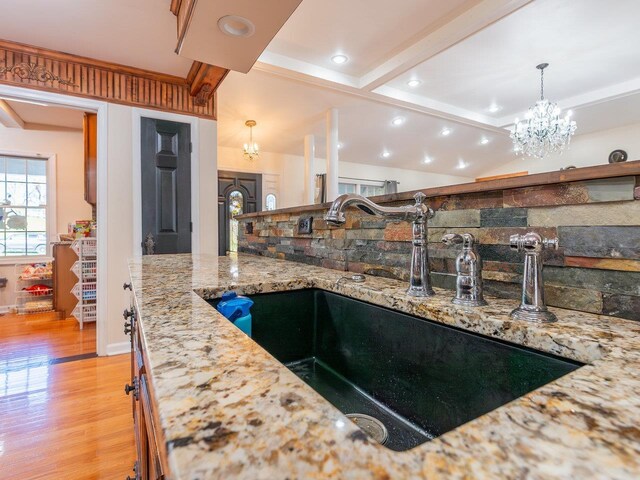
217, 69, 513, 177
3, 100, 84, 130
1, 0, 639, 176
0, 0, 192, 76
217, 0, 640, 176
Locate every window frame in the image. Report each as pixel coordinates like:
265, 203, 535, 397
265, 193, 277, 211
0, 151, 56, 265
338, 177, 387, 197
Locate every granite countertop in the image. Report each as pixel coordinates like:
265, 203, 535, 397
128, 253, 640, 480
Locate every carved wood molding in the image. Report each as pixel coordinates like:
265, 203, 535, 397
0, 39, 217, 119
187, 61, 229, 107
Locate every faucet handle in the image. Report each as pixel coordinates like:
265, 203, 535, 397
442, 233, 475, 248
543, 237, 559, 250
413, 191, 426, 205
510, 232, 558, 252
413, 192, 435, 219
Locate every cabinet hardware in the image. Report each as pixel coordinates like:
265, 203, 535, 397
124, 321, 132, 335
123, 308, 134, 320
123, 282, 132, 291
125, 378, 139, 399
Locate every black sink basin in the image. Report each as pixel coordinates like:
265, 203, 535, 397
210, 289, 582, 451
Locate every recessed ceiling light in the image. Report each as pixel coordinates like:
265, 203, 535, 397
487, 103, 501, 113
456, 160, 467, 169
337, 142, 344, 150
331, 54, 348, 64
423, 156, 432, 164
217, 15, 256, 38
440, 127, 451, 136
480, 137, 490, 145
391, 116, 405, 126
381, 150, 391, 158
407, 79, 422, 88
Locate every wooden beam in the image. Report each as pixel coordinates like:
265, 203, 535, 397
0, 38, 217, 119
169, 0, 182, 16
476, 171, 528, 182
186, 61, 229, 107
0, 99, 25, 128
174, 0, 197, 55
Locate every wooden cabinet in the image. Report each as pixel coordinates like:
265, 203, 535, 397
83, 112, 97, 206
52, 243, 78, 318
127, 298, 167, 480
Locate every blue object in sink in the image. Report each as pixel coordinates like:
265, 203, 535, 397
216, 291, 254, 337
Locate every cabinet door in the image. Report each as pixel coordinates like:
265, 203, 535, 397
83, 112, 97, 205
140, 374, 165, 480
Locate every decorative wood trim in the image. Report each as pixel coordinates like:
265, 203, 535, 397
187, 61, 229, 107
476, 171, 528, 182
170, 0, 183, 16
0, 39, 217, 119
175, 0, 198, 55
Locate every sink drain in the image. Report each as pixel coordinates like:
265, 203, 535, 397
346, 413, 389, 445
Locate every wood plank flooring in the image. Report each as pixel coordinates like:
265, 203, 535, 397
0, 313, 136, 479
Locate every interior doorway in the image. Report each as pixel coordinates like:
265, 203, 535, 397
217, 171, 262, 256
0, 91, 102, 364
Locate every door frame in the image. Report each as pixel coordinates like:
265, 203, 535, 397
132, 108, 201, 255
0, 84, 109, 355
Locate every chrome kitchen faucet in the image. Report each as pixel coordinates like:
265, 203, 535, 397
325, 192, 435, 297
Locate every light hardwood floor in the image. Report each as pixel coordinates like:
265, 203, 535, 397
0, 313, 136, 479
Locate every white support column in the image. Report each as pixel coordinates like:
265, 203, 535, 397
303, 134, 315, 204
326, 108, 339, 201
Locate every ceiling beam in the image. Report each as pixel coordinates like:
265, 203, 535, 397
253, 60, 507, 134
186, 61, 229, 107
169, 0, 182, 16
173, 0, 197, 55
358, 0, 532, 91
0, 99, 25, 128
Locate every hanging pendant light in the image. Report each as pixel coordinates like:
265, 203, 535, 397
243, 120, 259, 161
510, 63, 577, 158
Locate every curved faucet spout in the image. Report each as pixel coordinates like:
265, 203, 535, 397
325, 193, 432, 225
324, 192, 436, 298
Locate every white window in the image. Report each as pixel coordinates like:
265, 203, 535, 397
265, 193, 277, 211
0, 155, 52, 260
338, 182, 356, 195
339, 178, 388, 198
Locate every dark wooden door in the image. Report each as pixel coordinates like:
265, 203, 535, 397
141, 118, 191, 255
218, 171, 262, 256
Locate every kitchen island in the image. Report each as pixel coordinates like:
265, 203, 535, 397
128, 253, 640, 479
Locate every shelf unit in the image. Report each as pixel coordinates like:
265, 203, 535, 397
71, 238, 97, 329
15, 262, 54, 314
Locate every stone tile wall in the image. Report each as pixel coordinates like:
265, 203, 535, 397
238, 176, 640, 321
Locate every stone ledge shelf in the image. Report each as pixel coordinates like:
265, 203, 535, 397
237, 160, 640, 219
129, 253, 640, 480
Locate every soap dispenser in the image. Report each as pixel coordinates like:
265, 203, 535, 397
441, 233, 487, 307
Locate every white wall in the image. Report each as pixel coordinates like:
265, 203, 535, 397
482, 122, 640, 177
105, 105, 218, 354
0, 124, 92, 307
218, 145, 472, 208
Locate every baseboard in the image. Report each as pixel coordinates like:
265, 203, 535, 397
105, 341, 130, 356
0, 305, 15, 314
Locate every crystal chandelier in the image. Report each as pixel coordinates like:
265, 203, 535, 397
510, 63, 577, 158
243, 120, 259, 161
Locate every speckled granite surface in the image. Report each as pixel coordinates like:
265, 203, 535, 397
129, 253, 640, 480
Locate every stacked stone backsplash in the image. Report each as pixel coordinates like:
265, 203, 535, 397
238, 175, 640, 321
